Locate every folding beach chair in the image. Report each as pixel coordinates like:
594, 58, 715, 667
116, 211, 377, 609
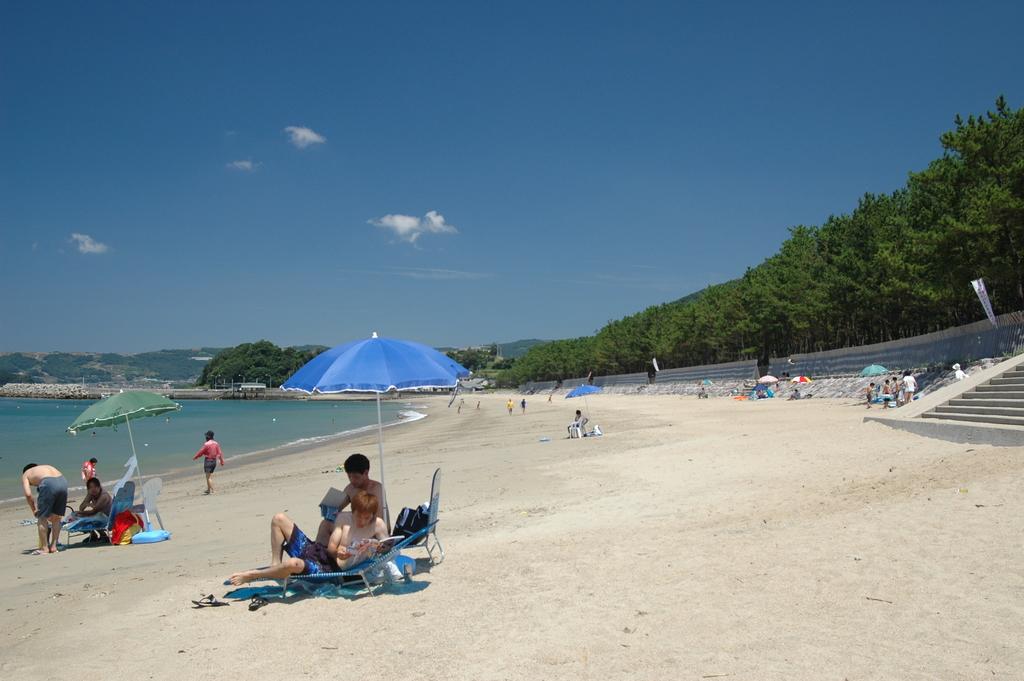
235, 523, 436, 597
400, 468, 445, 565
136, 478, 165, 531
568, 416, 589, 439
64, 481, 135, 545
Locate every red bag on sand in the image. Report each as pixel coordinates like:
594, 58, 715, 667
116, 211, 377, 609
111, 510, 144, 545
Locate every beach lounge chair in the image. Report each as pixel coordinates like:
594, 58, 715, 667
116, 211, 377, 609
234, 523, 436, 597
64, 481, 135, 545
400, 468, 445, 565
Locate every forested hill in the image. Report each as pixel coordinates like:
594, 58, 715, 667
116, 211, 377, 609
508, 97, 1024, 384
0, 348, 224, 384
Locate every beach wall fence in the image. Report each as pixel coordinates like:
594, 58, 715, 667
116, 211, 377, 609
519, 358, 758, 393
518, 311, 1024, 392
768, 310, 1024, 378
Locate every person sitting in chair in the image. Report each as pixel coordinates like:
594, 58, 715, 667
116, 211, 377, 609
71, 477, 112, 543
315, 453, 385, 545
567, 409, 589, 438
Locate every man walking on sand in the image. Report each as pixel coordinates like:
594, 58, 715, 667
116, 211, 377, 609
21, 464, 68, 555
193, 430, 225, 495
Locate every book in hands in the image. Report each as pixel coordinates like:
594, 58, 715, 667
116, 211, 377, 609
319, 487, 347, 509
350, 535, 406, 556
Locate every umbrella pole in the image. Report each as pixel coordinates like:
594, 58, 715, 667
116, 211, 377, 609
124, 415, 152, 529
375, 392, 390, 529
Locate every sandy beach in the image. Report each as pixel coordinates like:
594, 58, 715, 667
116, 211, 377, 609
2, 393, 1022, 680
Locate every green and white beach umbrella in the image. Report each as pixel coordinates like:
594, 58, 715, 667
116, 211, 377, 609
67, 391, 181, 433
67, 391, 181, 527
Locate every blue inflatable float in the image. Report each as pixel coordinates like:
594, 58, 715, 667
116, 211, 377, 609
132, 530, 171, 544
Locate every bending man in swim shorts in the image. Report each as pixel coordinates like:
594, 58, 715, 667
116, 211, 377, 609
21, 464, 68, 555
227, 490, 389, 585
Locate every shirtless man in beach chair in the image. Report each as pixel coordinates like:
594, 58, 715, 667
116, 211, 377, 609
22, 464, 69, 555
315, 453, 385, 544
227, 491, 390, 586
568, 410, 589, 438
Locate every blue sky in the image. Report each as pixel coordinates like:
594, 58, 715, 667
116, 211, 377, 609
2, 1, 1023, 353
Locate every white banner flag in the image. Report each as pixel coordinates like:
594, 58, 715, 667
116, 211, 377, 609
652, 357, 660, 372
971, 278, 998, 327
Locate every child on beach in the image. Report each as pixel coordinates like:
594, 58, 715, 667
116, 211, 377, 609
892, 375, 905, 406
506, 399, 514, 415
81, 457, 97, 482
863, 383, 875, 408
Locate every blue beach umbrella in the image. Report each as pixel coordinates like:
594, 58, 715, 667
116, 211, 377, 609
281, 333, 470, 525
565, 384, 602, 399
565, 384, 602, 434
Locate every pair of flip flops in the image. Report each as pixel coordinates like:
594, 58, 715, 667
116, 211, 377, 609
192, 593, 269, 611
191, 594, 229, 608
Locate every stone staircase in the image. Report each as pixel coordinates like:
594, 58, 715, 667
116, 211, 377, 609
922, 365, 1024, 427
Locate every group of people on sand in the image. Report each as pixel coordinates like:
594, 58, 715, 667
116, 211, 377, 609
21, 458, 115, 554
864, 371, 918, 409
21, 430, 227, 555
24, 448, 407, 586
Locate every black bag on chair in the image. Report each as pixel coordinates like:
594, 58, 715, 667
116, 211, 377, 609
392, 504, 430, 542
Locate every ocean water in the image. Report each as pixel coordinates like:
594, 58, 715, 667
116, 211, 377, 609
0, 397, 420, 501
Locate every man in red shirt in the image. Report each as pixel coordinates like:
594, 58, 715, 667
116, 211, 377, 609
192, 430, 225, 495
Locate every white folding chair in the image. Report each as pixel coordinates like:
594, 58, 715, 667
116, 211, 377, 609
140, 478, 165, 531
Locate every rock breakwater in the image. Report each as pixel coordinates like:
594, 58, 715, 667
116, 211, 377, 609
0, 383, 93, 399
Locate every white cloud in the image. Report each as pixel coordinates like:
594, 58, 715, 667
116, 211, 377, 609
390, 267, 489, 280
369, 210, 458, 244
226, 159, 260, 172
284, 125, 326, 148
69, 233, 109, 254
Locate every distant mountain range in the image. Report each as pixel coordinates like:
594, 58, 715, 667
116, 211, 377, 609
0, 338, 549, 384
496, 339, 548, 358
0, 348, 226, 385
